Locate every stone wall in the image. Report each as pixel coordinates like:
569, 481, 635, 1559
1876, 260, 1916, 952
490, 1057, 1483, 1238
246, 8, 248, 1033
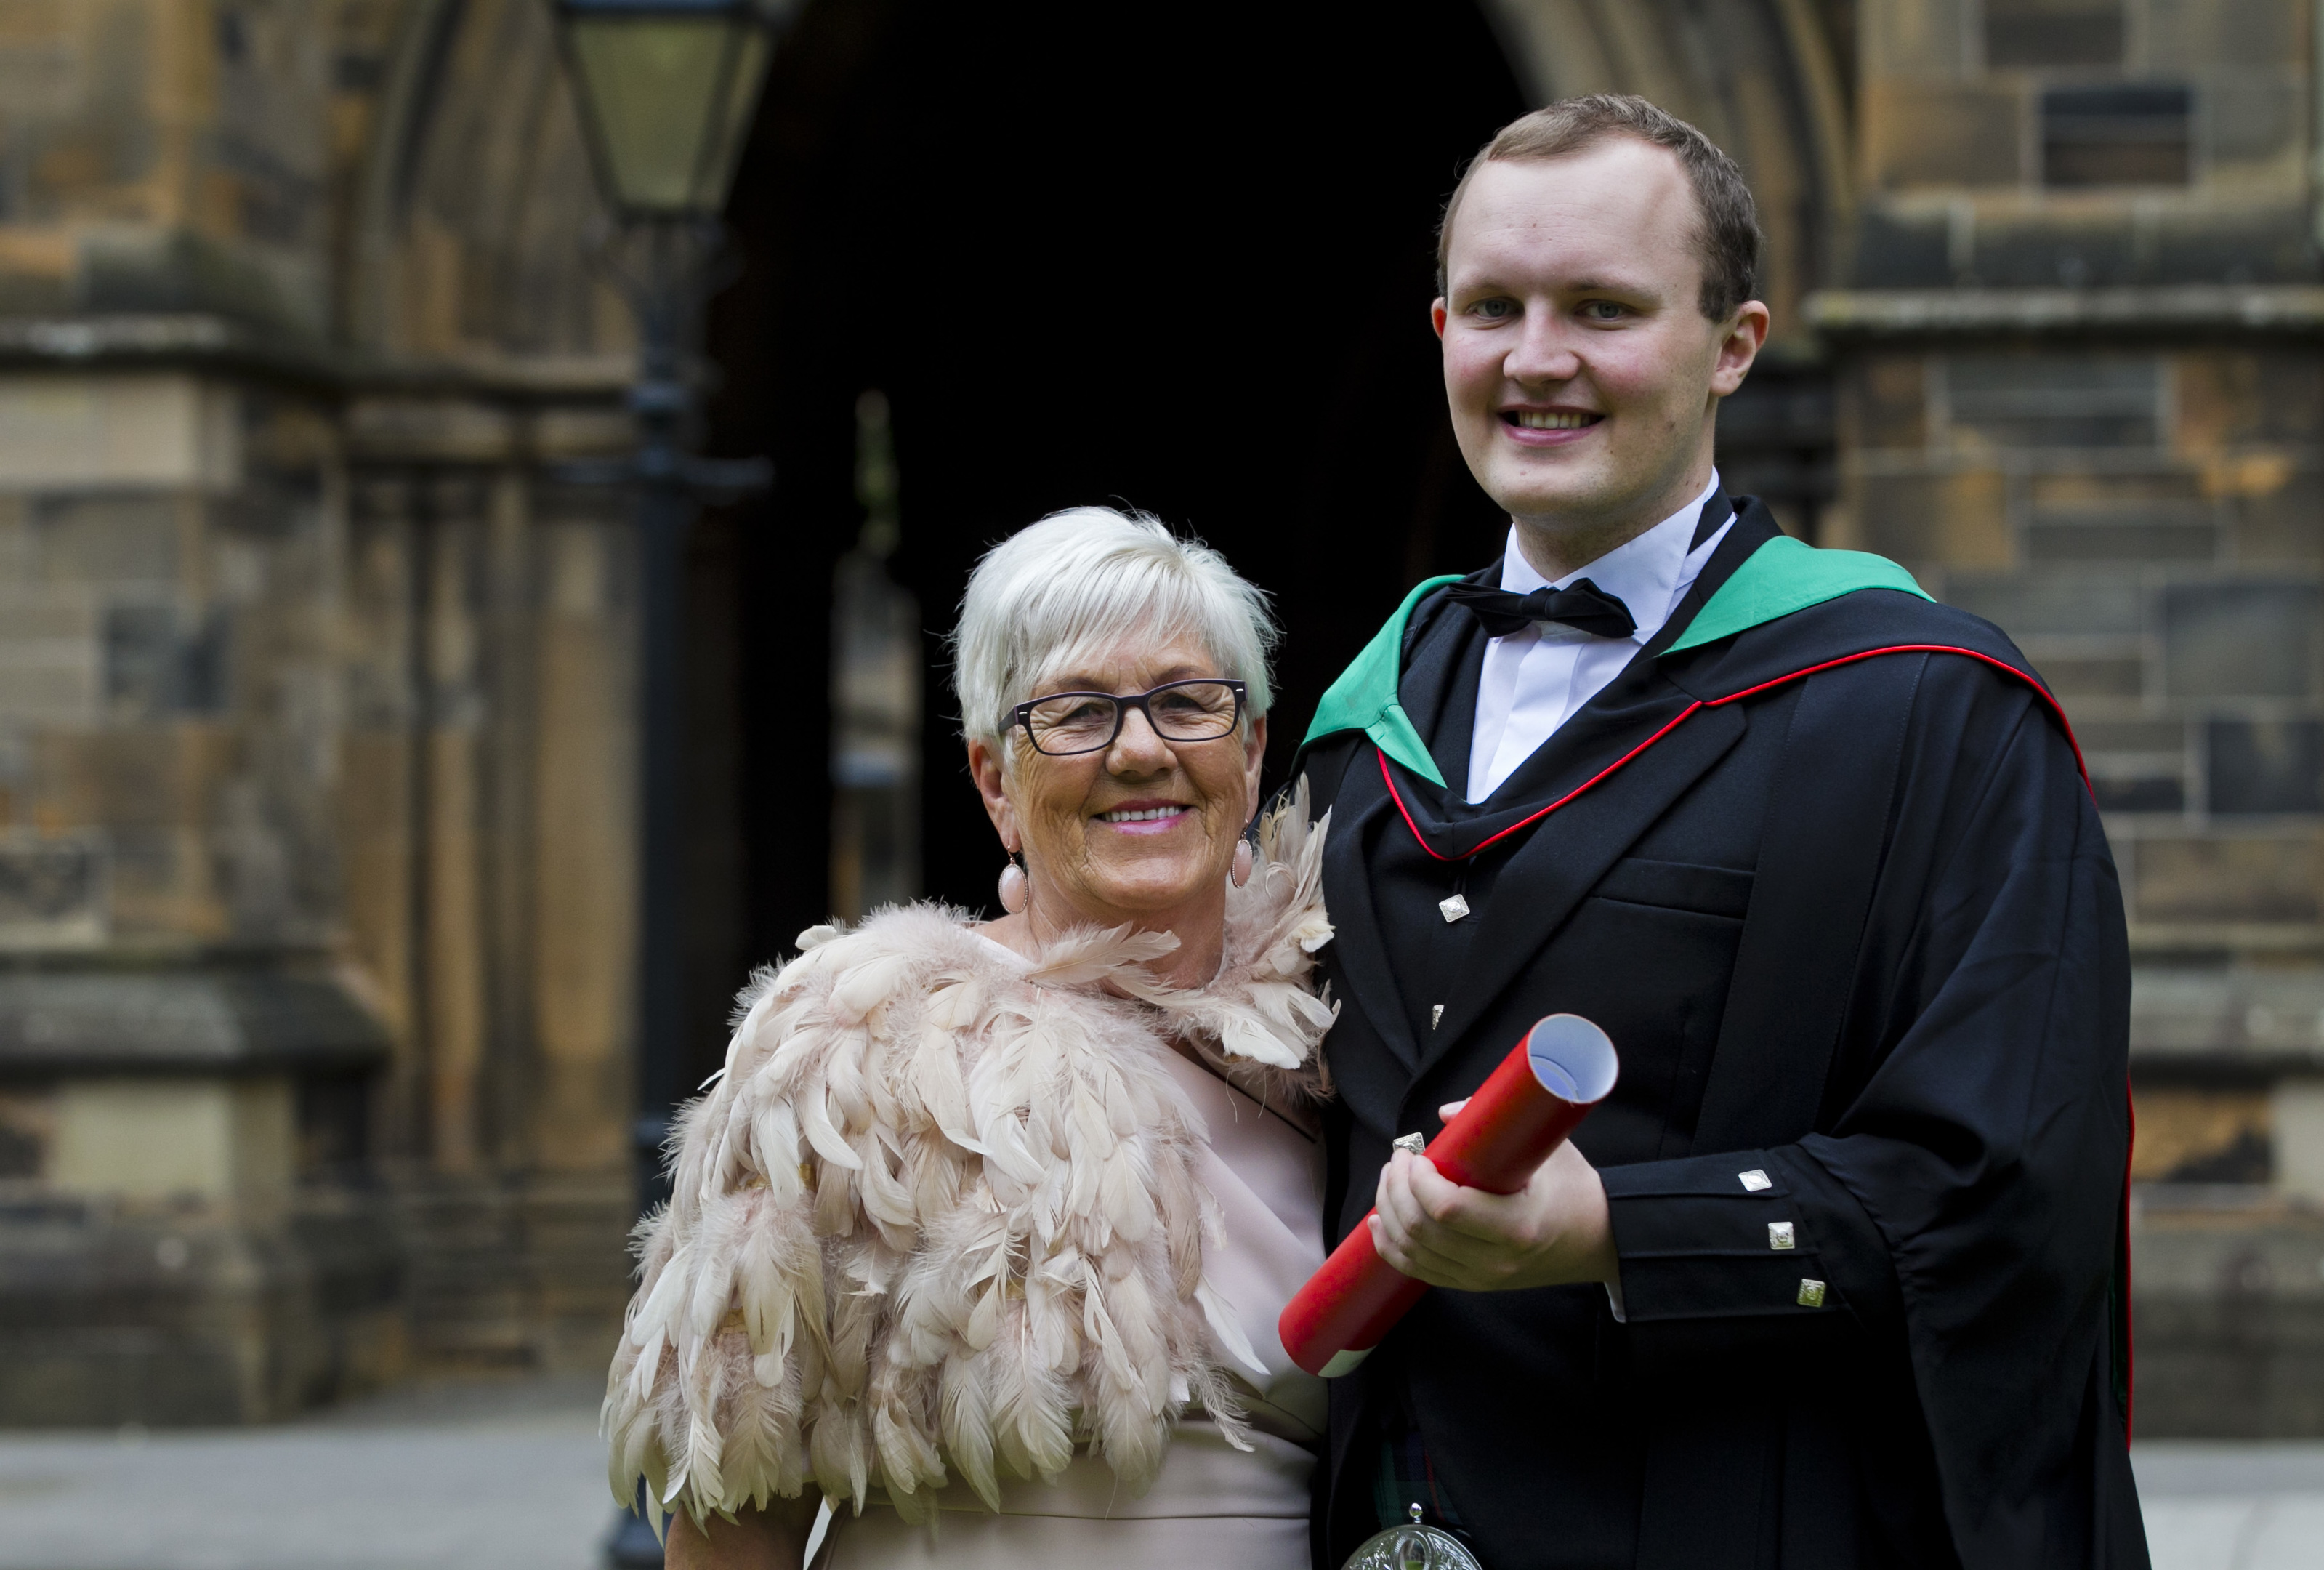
0, 0, 2312, 1434
1831, 0, 2324, 1435
0, 0, 643, 1421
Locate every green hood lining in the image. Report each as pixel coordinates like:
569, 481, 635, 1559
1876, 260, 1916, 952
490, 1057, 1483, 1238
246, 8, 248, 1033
1299, 535, 1932, 788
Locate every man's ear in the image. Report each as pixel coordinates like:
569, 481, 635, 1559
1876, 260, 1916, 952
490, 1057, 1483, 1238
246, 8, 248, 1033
1431, 299, 1449, 339
1710, 301, 1770, 398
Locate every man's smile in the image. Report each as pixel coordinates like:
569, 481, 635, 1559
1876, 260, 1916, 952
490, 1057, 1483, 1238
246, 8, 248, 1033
1499, 406, 1605, 446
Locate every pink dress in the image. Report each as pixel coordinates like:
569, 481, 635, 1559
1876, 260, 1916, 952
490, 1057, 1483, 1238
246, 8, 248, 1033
817, 1006, 1328, 1569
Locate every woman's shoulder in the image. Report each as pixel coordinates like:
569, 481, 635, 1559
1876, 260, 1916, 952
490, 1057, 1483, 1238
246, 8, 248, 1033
703, 902, 1036, 1138
724, 902, 1024, 1044
609, 899, 1240, 1527
737, 900, 997, 1009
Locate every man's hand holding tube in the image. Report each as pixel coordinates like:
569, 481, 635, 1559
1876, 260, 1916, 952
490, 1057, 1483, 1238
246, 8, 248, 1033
1369, 1099, 1621, 1292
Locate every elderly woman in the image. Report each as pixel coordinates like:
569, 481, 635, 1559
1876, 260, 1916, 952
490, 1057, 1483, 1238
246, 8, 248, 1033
604, 507, 1334, 1569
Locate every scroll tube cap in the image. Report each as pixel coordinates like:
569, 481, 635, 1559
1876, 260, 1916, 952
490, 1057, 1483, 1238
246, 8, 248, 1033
1524, 1014, 1619, 1104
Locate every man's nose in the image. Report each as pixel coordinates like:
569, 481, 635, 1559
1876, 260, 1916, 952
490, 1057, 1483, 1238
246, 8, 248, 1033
1504, 315, 1581, 385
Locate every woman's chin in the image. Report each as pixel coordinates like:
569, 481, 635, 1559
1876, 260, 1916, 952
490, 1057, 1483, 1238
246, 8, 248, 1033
1073, 863, 1224, 920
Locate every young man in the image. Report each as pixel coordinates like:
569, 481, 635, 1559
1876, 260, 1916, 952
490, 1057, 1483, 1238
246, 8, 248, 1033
1296, 97, 2145, 1569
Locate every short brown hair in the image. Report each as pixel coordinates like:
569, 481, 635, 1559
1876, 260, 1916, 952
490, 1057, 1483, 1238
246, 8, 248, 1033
1436, 94, 1763, 322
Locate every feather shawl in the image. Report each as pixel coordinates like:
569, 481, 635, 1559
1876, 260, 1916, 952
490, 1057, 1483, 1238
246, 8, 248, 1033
603, 789, 1334, 1531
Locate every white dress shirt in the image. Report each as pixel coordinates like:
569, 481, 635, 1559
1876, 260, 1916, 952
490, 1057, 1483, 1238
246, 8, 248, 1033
1464, 473, 1732, 803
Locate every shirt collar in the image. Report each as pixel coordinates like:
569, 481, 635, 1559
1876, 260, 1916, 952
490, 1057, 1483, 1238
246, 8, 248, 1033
1496, 471, 1723, 645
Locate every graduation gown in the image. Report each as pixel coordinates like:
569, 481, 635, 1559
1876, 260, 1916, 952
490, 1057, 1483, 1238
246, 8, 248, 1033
1296, 501, 2146, 1570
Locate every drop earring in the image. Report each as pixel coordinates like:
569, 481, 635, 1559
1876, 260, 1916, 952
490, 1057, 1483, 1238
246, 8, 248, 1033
998, 850, 1028, 914
1231, 837, 1254, 889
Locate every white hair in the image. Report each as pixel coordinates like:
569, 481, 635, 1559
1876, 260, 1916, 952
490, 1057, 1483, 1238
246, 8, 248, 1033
951, 506, 1278, 748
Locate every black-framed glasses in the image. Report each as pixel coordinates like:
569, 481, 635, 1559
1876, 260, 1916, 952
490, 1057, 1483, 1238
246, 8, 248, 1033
1012, 678, 1248, 757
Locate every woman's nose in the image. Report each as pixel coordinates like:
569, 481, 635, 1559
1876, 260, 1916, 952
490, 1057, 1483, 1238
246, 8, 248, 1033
1108, 706, 1174, 769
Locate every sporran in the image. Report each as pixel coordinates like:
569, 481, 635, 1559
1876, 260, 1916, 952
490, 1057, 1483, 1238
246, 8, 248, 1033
1341, 1505, 1485, 1570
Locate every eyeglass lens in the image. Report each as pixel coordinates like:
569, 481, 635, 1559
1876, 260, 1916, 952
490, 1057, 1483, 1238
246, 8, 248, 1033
1023, 681, 1240, 755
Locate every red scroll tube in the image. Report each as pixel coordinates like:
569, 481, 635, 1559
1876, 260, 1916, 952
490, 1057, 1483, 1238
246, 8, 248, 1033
1278, 1014, 1619, 1377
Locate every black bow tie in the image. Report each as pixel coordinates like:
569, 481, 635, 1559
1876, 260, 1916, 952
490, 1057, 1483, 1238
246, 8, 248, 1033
1442, 578, 1638, 640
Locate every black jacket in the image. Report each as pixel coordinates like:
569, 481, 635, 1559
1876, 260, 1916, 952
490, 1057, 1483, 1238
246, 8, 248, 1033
1302, 503, 2145, 1570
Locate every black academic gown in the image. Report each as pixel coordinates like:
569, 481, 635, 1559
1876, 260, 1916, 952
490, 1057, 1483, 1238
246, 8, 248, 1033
1302, 502, 2146, 1570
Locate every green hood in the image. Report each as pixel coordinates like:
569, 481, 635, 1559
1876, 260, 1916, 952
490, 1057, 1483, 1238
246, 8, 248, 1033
1299, 534, 1931, 787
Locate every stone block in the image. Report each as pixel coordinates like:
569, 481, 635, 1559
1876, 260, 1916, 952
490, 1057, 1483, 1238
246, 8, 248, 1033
50, 1079, 294, 1221
92, 828, 213, 940
0, 1200, 405, 1425
1947, 353, 2161, 449
0, 375, 241, 494
1842, 355, 1929, 451
102, 604, 229, 720
1864, 81, 2024, 189
30, 494, 185, 584
2041, 84, 2191, 188
2211, 720, 2324, 814
2137, 834, 2320, 923
1844, 208, 1953, 288
77, 231, 325, 341
2082, 719, 2189, 752
2230, 469, 2324, 561
1983, 0, 2123, 68
2163, 583, 2320, 697
1972, 217, 2140, 288
2037, 653, 2146, 697
33, 731, 182, 830
2147, 0, 2304, 71
2034, 471, 2206, 506
2208, 81, 2307, 165
2177, 352, 2324, 453
2025, 513, 2218, 563
2131, 1086, 2271, 1182
2280, 1080, 2324, 1199
0, 830, 106, 946
0, 1090, 47, 1178
1849, 468, 2011, 565
2088, 720, 2189, 766
2130, 1203, 2324, 1438
2094, 773, 2185, 813
1866, 0, 1973, 74
2132, 967, 2324, 1068
0, 661, 97, 725
1948, 573, 2143, 636
2150, 207, 2320, 286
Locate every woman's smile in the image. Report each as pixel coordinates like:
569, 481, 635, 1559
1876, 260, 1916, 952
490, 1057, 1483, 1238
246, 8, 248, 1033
1095, 799, 1194, 834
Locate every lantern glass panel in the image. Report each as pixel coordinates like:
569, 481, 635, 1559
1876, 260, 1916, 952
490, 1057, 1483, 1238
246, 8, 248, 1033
567, 16, 756, 214
705, 27, 769, 201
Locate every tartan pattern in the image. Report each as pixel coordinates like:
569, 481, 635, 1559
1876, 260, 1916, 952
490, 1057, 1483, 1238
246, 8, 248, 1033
1372, 1426, 1469, 1532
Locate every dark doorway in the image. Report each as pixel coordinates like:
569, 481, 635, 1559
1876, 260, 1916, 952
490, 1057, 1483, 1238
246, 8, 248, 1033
687, 0, 1529, 1081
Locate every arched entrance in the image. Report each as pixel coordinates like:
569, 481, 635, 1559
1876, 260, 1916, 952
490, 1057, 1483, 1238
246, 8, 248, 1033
694, 1, 1532, 1088
300, 0, 1844, 1372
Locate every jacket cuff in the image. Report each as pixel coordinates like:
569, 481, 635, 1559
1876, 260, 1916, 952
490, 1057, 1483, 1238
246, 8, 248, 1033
1602, 1149, 1843, 1324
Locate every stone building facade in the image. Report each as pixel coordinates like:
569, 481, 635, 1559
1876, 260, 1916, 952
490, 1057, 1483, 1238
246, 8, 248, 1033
1817, 0, 2324, 1433
0, 0, 2312, 1432
0, 0, 641, 1421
